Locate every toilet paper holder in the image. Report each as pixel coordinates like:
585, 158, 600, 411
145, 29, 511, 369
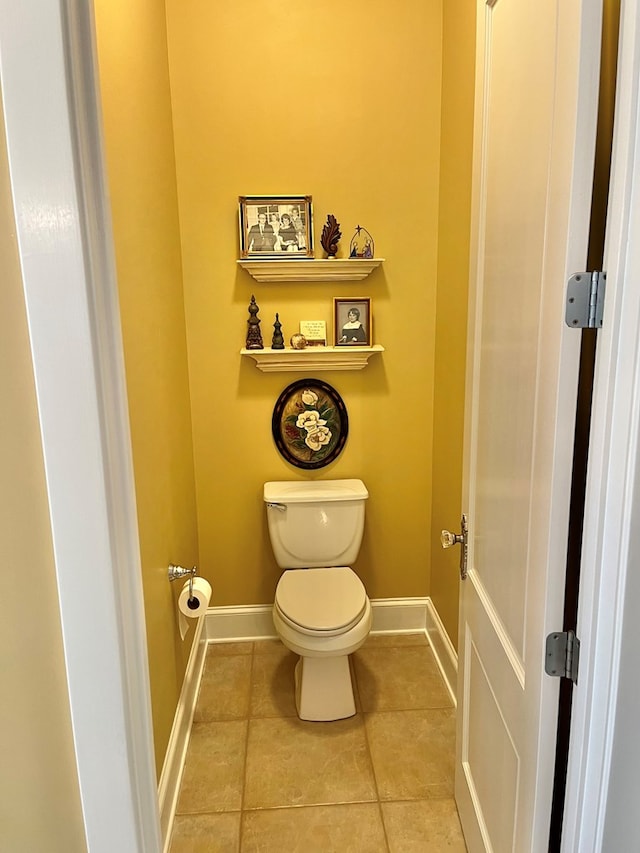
168, 564, 198, 598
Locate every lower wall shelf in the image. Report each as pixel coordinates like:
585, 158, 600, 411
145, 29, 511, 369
241, 345, 384, 372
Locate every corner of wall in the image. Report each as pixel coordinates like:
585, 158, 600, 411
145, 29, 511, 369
430, 0, 477, 649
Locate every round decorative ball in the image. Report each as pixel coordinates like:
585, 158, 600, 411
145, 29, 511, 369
290, 333, 307, 350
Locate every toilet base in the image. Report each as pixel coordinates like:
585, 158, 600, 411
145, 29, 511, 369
294, 654, 356, 721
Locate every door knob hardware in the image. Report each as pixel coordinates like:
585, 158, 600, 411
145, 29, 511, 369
440, 514, 469, 580
441, 530, 463, 548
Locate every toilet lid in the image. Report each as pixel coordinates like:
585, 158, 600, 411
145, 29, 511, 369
275, 567, 367, 633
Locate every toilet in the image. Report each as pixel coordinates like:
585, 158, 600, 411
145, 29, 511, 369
264, 478, 371, 722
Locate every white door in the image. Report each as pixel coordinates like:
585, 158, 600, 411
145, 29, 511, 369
456, 1, 602, 850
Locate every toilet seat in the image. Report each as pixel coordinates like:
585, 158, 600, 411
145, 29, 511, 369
275, 567, 368, 637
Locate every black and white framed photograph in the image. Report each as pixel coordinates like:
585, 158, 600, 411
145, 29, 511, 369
334, 298, 372, 346
239, 195, 313, 258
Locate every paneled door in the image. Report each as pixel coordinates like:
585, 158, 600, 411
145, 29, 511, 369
455, 1, 602, 849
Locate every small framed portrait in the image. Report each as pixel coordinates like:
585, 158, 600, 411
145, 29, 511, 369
334, 298, 372, 347
239, 195, 313, 258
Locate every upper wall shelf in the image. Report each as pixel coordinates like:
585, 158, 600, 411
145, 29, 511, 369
237, 257, 384, 283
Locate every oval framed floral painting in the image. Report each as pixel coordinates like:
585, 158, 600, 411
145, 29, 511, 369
272, 378, 348, 469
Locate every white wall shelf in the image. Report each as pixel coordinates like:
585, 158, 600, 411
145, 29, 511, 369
241, 345, 384, 372
237, 257, 384, 283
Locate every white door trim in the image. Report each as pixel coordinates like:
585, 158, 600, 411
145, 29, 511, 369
562, 0, 640, 847
0, 1, 637, 851
0, 2, 160, 850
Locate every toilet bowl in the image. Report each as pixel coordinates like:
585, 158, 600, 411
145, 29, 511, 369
264, 480, 371, 722
273, 567, 372, 721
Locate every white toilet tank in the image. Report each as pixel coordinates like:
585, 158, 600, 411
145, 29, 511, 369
264, 479, 368, 569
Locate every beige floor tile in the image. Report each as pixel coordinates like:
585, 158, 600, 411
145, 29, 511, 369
253, 639, 283, 654
382, 799, 467, 852
366, 709, 455, 800
206, 641, 253, 656
354, 646, 453, 712
170, 811, 241, 852
363, 632, 429, 648
249, 644, 298, 718
176, 721, 247, 814
241, 803, 388, 852
244, 715, 377, 809
194, 654, 252, 722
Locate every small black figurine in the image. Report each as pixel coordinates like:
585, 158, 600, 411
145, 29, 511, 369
271, 313, 285, 349
246, 294, 264, 350
320, 214, 342, 258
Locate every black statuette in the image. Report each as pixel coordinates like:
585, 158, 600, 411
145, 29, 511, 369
271, 313, 285, 349
246, 294, 264, 350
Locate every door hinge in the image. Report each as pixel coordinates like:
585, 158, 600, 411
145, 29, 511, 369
545, 630, 580, 685
565, 271, 606, 329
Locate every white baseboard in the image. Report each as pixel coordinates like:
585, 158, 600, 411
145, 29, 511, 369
204, 597, 435, 640
205, 603, 276, 641
425, 598, 458, 705
369, 596, 430, 633
158, 614, 208, 853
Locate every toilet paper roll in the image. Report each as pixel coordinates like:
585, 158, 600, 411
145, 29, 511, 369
178, 577, 212, 641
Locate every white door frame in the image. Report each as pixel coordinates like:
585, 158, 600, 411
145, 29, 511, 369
0, 2, 161, 850
562, 0, 640, 848
0, 1, 637, 850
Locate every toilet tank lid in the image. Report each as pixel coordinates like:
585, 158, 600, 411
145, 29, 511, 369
264, 479, 368, 504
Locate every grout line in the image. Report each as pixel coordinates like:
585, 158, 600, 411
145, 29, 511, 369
353, 658, 392, 853
237, 641, 255, 851
364, 716, 391, 852
241, 797, 380, 813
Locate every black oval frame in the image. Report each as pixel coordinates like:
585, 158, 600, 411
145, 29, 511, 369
271, 378, 348, 470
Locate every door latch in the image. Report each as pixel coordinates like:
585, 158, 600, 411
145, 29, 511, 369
441, 514, 469, 580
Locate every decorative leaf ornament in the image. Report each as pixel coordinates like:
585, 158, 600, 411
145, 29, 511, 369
320, 214, 342, 258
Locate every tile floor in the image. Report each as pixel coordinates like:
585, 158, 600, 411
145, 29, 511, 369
170, 633, 467, 852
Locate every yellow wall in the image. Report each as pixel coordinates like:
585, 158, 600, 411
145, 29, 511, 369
93, 0, 475, 777
166, 0, 444, 605
430, 0, 476, 647
93, 0, 200, 776
0, 100, 87, 853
